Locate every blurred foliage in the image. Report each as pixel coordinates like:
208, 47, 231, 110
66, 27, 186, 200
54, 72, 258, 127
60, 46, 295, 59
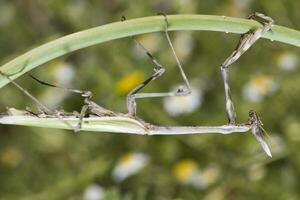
0, 0, 300, 199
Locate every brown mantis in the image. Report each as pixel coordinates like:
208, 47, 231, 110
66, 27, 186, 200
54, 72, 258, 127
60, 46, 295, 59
19, 13, 193, 131
0, 13, 273, 156
219, 12, 274, 156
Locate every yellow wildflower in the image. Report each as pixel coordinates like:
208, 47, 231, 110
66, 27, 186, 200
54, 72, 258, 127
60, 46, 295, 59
115, 71, 144, 95
173, 160, 220, 189
0, 147, 22, 168
173, 159, 198, 183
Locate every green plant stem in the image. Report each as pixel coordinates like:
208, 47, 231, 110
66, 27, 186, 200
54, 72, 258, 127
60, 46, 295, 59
0, 14, 300, 88
0, 115, 251, 135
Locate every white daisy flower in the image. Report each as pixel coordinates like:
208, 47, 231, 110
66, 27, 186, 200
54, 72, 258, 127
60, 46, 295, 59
164, 86, 202, 116
247, 164, 266, 181
83, 184, 104, 200
201, 165, 220, 187
41, 89, 68, 108
268, 135, 285, 155
173, 32, 194, 61
173, 160, 219, 189
54, 62, 75, 85
41, 62, 75, 107
242, 75, 277, 102
132, 34, 161, 59
277, 52, 298, 71
67, 1, 87, 23
175, 0, 198, 13
0, 3, 15, 27
112, 152, 149, 183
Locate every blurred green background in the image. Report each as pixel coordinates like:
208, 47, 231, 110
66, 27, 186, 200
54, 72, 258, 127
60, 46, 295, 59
0, 0, 300, 199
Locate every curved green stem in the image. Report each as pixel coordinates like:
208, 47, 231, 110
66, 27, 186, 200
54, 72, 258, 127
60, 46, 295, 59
0, 14, 300, 88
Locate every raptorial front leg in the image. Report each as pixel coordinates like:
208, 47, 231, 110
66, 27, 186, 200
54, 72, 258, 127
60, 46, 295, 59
220, 13, 274, 124
123, 14, 192, 116
222, 13, 274, 67
30, 75, 118, 131
126, 66, 167, 116
29, 74, 94, 132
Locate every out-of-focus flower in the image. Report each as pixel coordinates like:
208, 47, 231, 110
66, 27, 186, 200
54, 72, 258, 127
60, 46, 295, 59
174, 0, 198, 13
53, 62, 75, 85
83, 184, 104, 200
201, 165, 220, 186
38, 132, 67, 152
203, 187, 226, 200
247, 164, 266, 181
173, 160, 219, 189
268, 135, 285, 155
132, 34, 161, 59
276, 52, 298, 71
173, 160, 203, 188
41, 61, 75, 107
115, 71, 144, 95
112, 152, 149, 182
0, 3, 15, 27
242, 75, 277, 102
173, 32, 194, 61
225, 0, 252, 17
285, 121, 300, 142
67, 0, 87, 23
41, 89, 68, 108
164, 86, 202, 116
0, 147, 23, 168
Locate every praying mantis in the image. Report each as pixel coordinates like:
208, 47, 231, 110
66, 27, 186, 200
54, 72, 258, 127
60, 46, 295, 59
0, 13, 273, 157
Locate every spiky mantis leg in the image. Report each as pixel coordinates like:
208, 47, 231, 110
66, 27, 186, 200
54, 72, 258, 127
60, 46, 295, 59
220, 13, 274, 124
123, 14, 192, 116
28, 74, 116, 131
